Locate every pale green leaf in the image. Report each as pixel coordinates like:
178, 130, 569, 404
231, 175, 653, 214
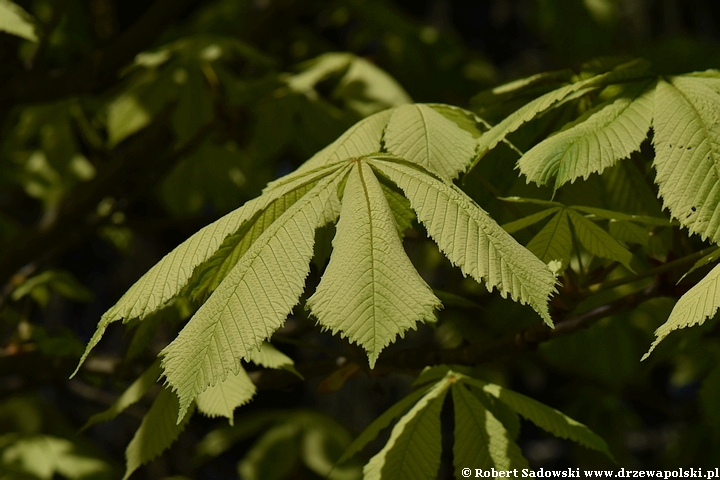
196, 366, 256, 425
473, 60, 650, 169
73, 163, 341, 376
427, 103, 488, 138
308, 163, 440, 366
161, 169, 347, 421
652, 76, 720, 243
82, 360, 161, 430
363, 375, 452, 480
526, 210, 573, 267
123, 388, 194, 480
280, 109, 391, 181
334, 55, 412, 116
452, 384, 528, 472
384, 104, 477, 180
106, 94, 153, 148
337, 385, 433, 464
678, 246, 720, 283
517, 81, 654, 189
502, 207, 561, 234
187, 176, 323, 302
371, 158, 556, 326
643, 263, 720, 360
461, 376, 613, 458
245, 342, 294, 369
566, 210, 633, 268
0, 0, 37, 41
1, 435, 111, 479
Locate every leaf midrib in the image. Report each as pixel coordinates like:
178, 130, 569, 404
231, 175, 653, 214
356, 162, 378, 351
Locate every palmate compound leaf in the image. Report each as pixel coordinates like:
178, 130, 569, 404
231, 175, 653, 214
517, 80, 655, 189
72, 162, 342, 376
451, 384, 528, 472
525, 209, 573, 267
363, 373, 453, 480
161, 168, 347, 421
368, 158, 557, 325
307, 162, 441, 367
78, 103, 555, 426
459, 375, 613, 459
642, 262, 720, 360
352, 369, 609, 479
652, 74, 720, 243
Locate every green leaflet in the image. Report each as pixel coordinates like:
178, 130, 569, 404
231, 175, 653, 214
196, 366, 256, 425
652, 75, 720, 243
472, 60, 650, 170
452, 384, 528, 472
371, 158, 556, 326
337, 384, 433, 464
308, 163, 441, 366
363, 375, 452, 480
82, 360, 162, 431
123, 387, 195, 480
427, 103, 488, 138
517, 80, 654, 189
502, 207, 561, 234
246, 342, 294, 369
566, 210, 634, 269
187, 176, 322, 302
384, 104, 477, 180
526, 210, 573, 267
161, 168, 347, 421
0, 0, 37, 41
678, 246, 720, 283
461, 376, 613, 459
72, 162, 341, 377
643, 263, 720, 360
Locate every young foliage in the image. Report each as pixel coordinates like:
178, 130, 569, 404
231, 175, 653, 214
472, 59, 652, 170
341, 369, 612, 478
0, 0, 37, 41
76, 104, 557, 423
517, 81, 655, 190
